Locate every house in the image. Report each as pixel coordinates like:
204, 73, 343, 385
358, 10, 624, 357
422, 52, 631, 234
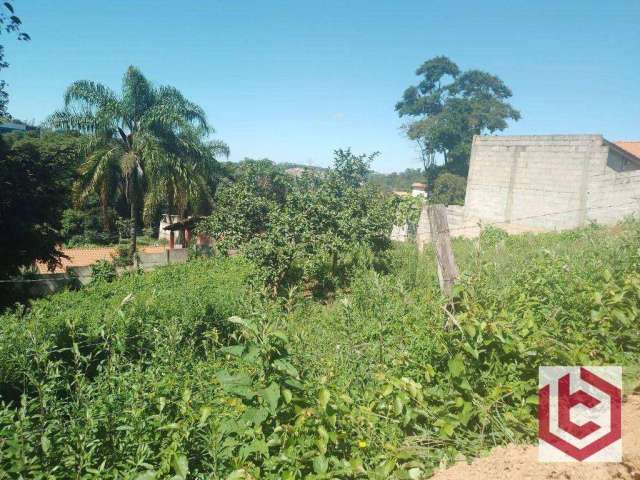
0, 121, 28, 133
162, 215, 210, 250
411, 182, 428, 197
0, 120, 38, 133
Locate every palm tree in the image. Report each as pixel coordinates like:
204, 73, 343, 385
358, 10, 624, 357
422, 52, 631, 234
143, 129, 230, 227
49, 66, 227, 255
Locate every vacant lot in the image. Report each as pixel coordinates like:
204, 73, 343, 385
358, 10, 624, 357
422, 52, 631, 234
1, 222, 639, 478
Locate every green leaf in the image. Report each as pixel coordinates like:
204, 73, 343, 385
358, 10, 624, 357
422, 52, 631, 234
227, 316, 259, 335
408, 467, 423, 479
313, 455, 329, 474
448, 354, 465, 378
216, 370, 256, 399
272, 359, 300, 379
227, 469, 248, 480
220, 345, 245, 357
134, 471, 156, 480
318, 388, 330, 412
526, 394, 539, 405
40, 434, 50, 455
172, 454, 188, 480
262, 382, 280, 413
198, 406, 212, 427
282, 387, 293, 404
240, 407, 269, 426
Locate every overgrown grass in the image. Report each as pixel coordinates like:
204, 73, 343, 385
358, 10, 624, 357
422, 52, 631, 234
1, 222, 639, 478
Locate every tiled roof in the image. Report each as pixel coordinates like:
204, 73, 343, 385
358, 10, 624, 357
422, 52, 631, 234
36, 245, 168, 274
615, 141, 640, 159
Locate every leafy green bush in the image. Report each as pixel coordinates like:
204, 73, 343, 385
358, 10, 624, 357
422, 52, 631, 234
90, 259, 117, 283
0, 222, 639, 478
479, 224, 509, 248
60, 206, 115, 247
200, 150, 398, 295
429, 172, 467, 205
112, 244, 134, 268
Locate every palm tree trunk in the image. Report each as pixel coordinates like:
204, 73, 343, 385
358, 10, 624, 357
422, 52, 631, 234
101, 203, 111, 232
100, 187, 112, 232
129, 176, 138, 257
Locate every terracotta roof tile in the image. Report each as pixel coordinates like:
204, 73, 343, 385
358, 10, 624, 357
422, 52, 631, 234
615, 141, 640, 159
36, 246, 168, 274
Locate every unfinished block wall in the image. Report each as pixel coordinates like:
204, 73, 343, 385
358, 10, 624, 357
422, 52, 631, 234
464, 135, 640, 230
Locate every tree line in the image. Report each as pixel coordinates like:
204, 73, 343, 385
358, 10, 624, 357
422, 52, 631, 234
1, 53, 519, 286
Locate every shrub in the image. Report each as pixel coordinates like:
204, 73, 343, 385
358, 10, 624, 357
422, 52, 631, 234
90, 259, 116, 283
200, 150, 398, 295
429, 171, 467, 205
479, 224, 509, 248
61, 207, 114, 247
0, 222, 639, 478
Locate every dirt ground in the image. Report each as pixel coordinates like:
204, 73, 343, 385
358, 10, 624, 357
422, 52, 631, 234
430, 395, 640, 480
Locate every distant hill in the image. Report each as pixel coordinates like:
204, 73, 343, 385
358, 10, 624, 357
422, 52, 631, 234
276, 163, 426, 192
369, 168, 427, 193
222, 159, 426, 193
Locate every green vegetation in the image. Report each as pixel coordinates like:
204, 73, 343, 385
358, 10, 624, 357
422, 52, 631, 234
48, 66, 229, 256
368, 168, 426, 193
0, 131, 81, 278
428, 172, 466, 206
199, 150, 400, 295
396, 56, 520, 177
90, 259, 117, 283
1, 220, 639, 478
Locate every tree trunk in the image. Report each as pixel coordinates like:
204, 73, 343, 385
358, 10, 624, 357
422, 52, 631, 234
101, 203, 111, 232
129, 176, 138, 258
100, 187, 112, 232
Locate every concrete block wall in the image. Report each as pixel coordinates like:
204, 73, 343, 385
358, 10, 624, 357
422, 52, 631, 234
586, 148, 640, 224
415, 205, 473, 250
464, 135, 640, 231
390, 224, 408, 242
137, 248, 188, 272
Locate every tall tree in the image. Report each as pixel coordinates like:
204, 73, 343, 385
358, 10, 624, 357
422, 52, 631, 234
0, 1, 30, 118
396, 56, 520, 177
49, 66, 228, 255
0, 132, 80, 278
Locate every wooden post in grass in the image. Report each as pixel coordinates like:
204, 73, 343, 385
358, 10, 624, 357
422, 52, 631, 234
427, 204, 459, 298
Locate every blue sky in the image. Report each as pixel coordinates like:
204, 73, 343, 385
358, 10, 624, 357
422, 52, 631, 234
3, 0, 639, 172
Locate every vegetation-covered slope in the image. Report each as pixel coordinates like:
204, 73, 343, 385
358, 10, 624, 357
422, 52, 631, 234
0, 222, 639, 479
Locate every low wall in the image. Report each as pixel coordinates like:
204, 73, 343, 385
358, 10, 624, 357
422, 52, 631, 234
8, 248, 190, 300
137, 248, 188, 272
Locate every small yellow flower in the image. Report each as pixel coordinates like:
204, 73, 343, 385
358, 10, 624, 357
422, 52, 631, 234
357, 440, 367, 449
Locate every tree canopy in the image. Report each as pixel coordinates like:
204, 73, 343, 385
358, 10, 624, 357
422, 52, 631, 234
0, 131, 81, 278
199, 150, 400, 295
396, 55, 520, 177
49, 66, 228, 254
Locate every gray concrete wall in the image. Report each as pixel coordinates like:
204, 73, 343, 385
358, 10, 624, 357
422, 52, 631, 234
411, 205, 466, 250
586, 147, 640, 224
137, 248, 188, 271
464, 135, 640, 231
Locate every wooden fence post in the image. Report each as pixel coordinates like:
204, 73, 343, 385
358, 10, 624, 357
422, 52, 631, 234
427, 204, 459, 298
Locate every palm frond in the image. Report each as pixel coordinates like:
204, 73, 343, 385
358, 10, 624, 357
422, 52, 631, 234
155, 85, 209, 131
64, 80, 117, 109
122, 66, 154, 126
